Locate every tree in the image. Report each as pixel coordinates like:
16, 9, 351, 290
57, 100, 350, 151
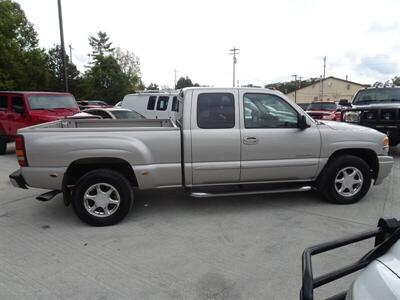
114, 47, 141, 91
146, 83, 159, 90
0, 0, 51, 90
88, 31, 114, 60
176, 76, 200, 89
47, 45, 80, 92
265, 78, 319, 94
392, 76, 400, 86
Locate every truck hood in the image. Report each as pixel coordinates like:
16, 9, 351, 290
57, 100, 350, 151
377, 239, 400, 277
29, 109, 80, 120
318, 120, 381, 134
351, 103, 400, 109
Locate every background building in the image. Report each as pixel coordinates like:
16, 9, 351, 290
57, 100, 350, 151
286, 76, 368, 104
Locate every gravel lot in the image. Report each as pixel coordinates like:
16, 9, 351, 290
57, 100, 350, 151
0, 143, 399, 300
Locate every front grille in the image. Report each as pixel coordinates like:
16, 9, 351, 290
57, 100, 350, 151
360, 108, 400, 125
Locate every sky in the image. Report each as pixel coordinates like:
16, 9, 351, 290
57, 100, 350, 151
15, 0, 400, 88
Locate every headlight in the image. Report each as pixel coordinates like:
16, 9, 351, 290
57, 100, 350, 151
322, 113, 335, 120
343, 111, 361, 123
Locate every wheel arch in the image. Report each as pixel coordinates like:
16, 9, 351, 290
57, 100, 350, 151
318, 148, 379, 183
62, 157, 138, 206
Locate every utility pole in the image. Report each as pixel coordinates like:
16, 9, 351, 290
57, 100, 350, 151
69, 44, 73, 64
230, 47, 239, 87
57, 0, 68, 92
174, 69, 177, 89
291, 74, 298, 103
321, 56, 326, 101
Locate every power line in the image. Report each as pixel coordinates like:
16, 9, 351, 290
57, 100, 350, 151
229, 47, 239, 87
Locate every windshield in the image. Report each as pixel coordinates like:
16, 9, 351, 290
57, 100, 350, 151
307, 102, 337, 110
353, 88, 400, 105
112, 110, 145, 119
28, 95, 78, 110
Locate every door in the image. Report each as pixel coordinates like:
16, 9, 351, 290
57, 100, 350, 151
9, 95, 30, 136
240, 92, 321, 182
155, 96, 169, 119
191, 90, 241, 185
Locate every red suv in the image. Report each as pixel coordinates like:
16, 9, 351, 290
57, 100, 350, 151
306, 101, 342, 121
0, 92, 80, 154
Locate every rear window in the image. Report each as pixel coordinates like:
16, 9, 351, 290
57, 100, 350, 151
156, 96, 169, 111
27, 95, 78, 110
171, 96, 179, 112
197, 93, 235, 129
0, 95, 8, 110
307, 102, 337, 110
147, 96, 156, 110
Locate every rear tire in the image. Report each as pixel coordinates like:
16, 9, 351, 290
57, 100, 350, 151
0, 138, 6, 155
72, 169, 134, 226
319, 155, 372, 204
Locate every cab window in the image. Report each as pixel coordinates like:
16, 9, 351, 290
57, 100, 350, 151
147, 96, 156, 110
171, 96, 179, 112
11, 96, 24, 113
243, 93, 298, 128
197, 93, 235, 129
0, 95, 8, 110
156, 96, 169, 111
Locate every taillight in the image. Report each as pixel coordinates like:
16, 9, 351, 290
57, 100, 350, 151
15, 135, 28, 167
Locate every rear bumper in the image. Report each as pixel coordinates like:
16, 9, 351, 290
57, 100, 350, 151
375, 156, 394, 185
9, 169, 28, 189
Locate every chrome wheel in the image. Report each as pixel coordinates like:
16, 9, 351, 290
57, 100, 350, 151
83, 183, 120, 218
334, 167, 363, 197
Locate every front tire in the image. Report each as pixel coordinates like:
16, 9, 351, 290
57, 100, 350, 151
319, 155, 372, 204
72, 169, 134, 226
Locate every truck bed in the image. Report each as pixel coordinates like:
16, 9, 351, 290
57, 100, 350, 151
20, 118, 176, 131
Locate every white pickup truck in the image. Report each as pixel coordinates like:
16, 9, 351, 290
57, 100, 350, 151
9, 88, 393, 226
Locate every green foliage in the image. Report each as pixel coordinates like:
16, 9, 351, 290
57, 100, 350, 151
146, 83, 159, 90
176, 76, 199, 89
76, 31, 143, 104
88, 31, 114, 60
265, 78, 320, 94
0, 0, 51, 90
46, 45, 81, 92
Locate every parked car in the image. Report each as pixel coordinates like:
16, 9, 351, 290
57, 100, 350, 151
341, 87, 400, 146
114, 101, 122, 107
301, 218, 400, 300
121, 91, 180, 120
83, 108, 146, 120
296, 103, 309, 111
77, 100, 112, 110
306, 101, 342, 121
9, 87, 393, 226
0, 91, 80, 154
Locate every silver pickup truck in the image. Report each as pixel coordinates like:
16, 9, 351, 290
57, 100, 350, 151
9, 88, 393, 226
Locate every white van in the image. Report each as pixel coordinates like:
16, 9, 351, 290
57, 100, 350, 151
121, 91, 180, 121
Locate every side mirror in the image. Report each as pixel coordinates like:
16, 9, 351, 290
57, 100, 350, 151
339, 99, 351, 107
298, 115, 310, 130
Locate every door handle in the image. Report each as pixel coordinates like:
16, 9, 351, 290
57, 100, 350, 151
243, 136, 259, 145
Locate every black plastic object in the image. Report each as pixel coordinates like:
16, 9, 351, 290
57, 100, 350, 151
300, 218, 400, 300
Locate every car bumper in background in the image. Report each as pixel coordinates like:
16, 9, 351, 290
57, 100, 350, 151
9, 169, 28, 189
375, 156, 394, 185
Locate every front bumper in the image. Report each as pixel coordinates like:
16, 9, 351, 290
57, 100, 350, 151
375, 156, 394, 185
9, 169, 28, 189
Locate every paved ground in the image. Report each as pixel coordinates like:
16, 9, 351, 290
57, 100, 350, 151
0, 143, 399, 300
